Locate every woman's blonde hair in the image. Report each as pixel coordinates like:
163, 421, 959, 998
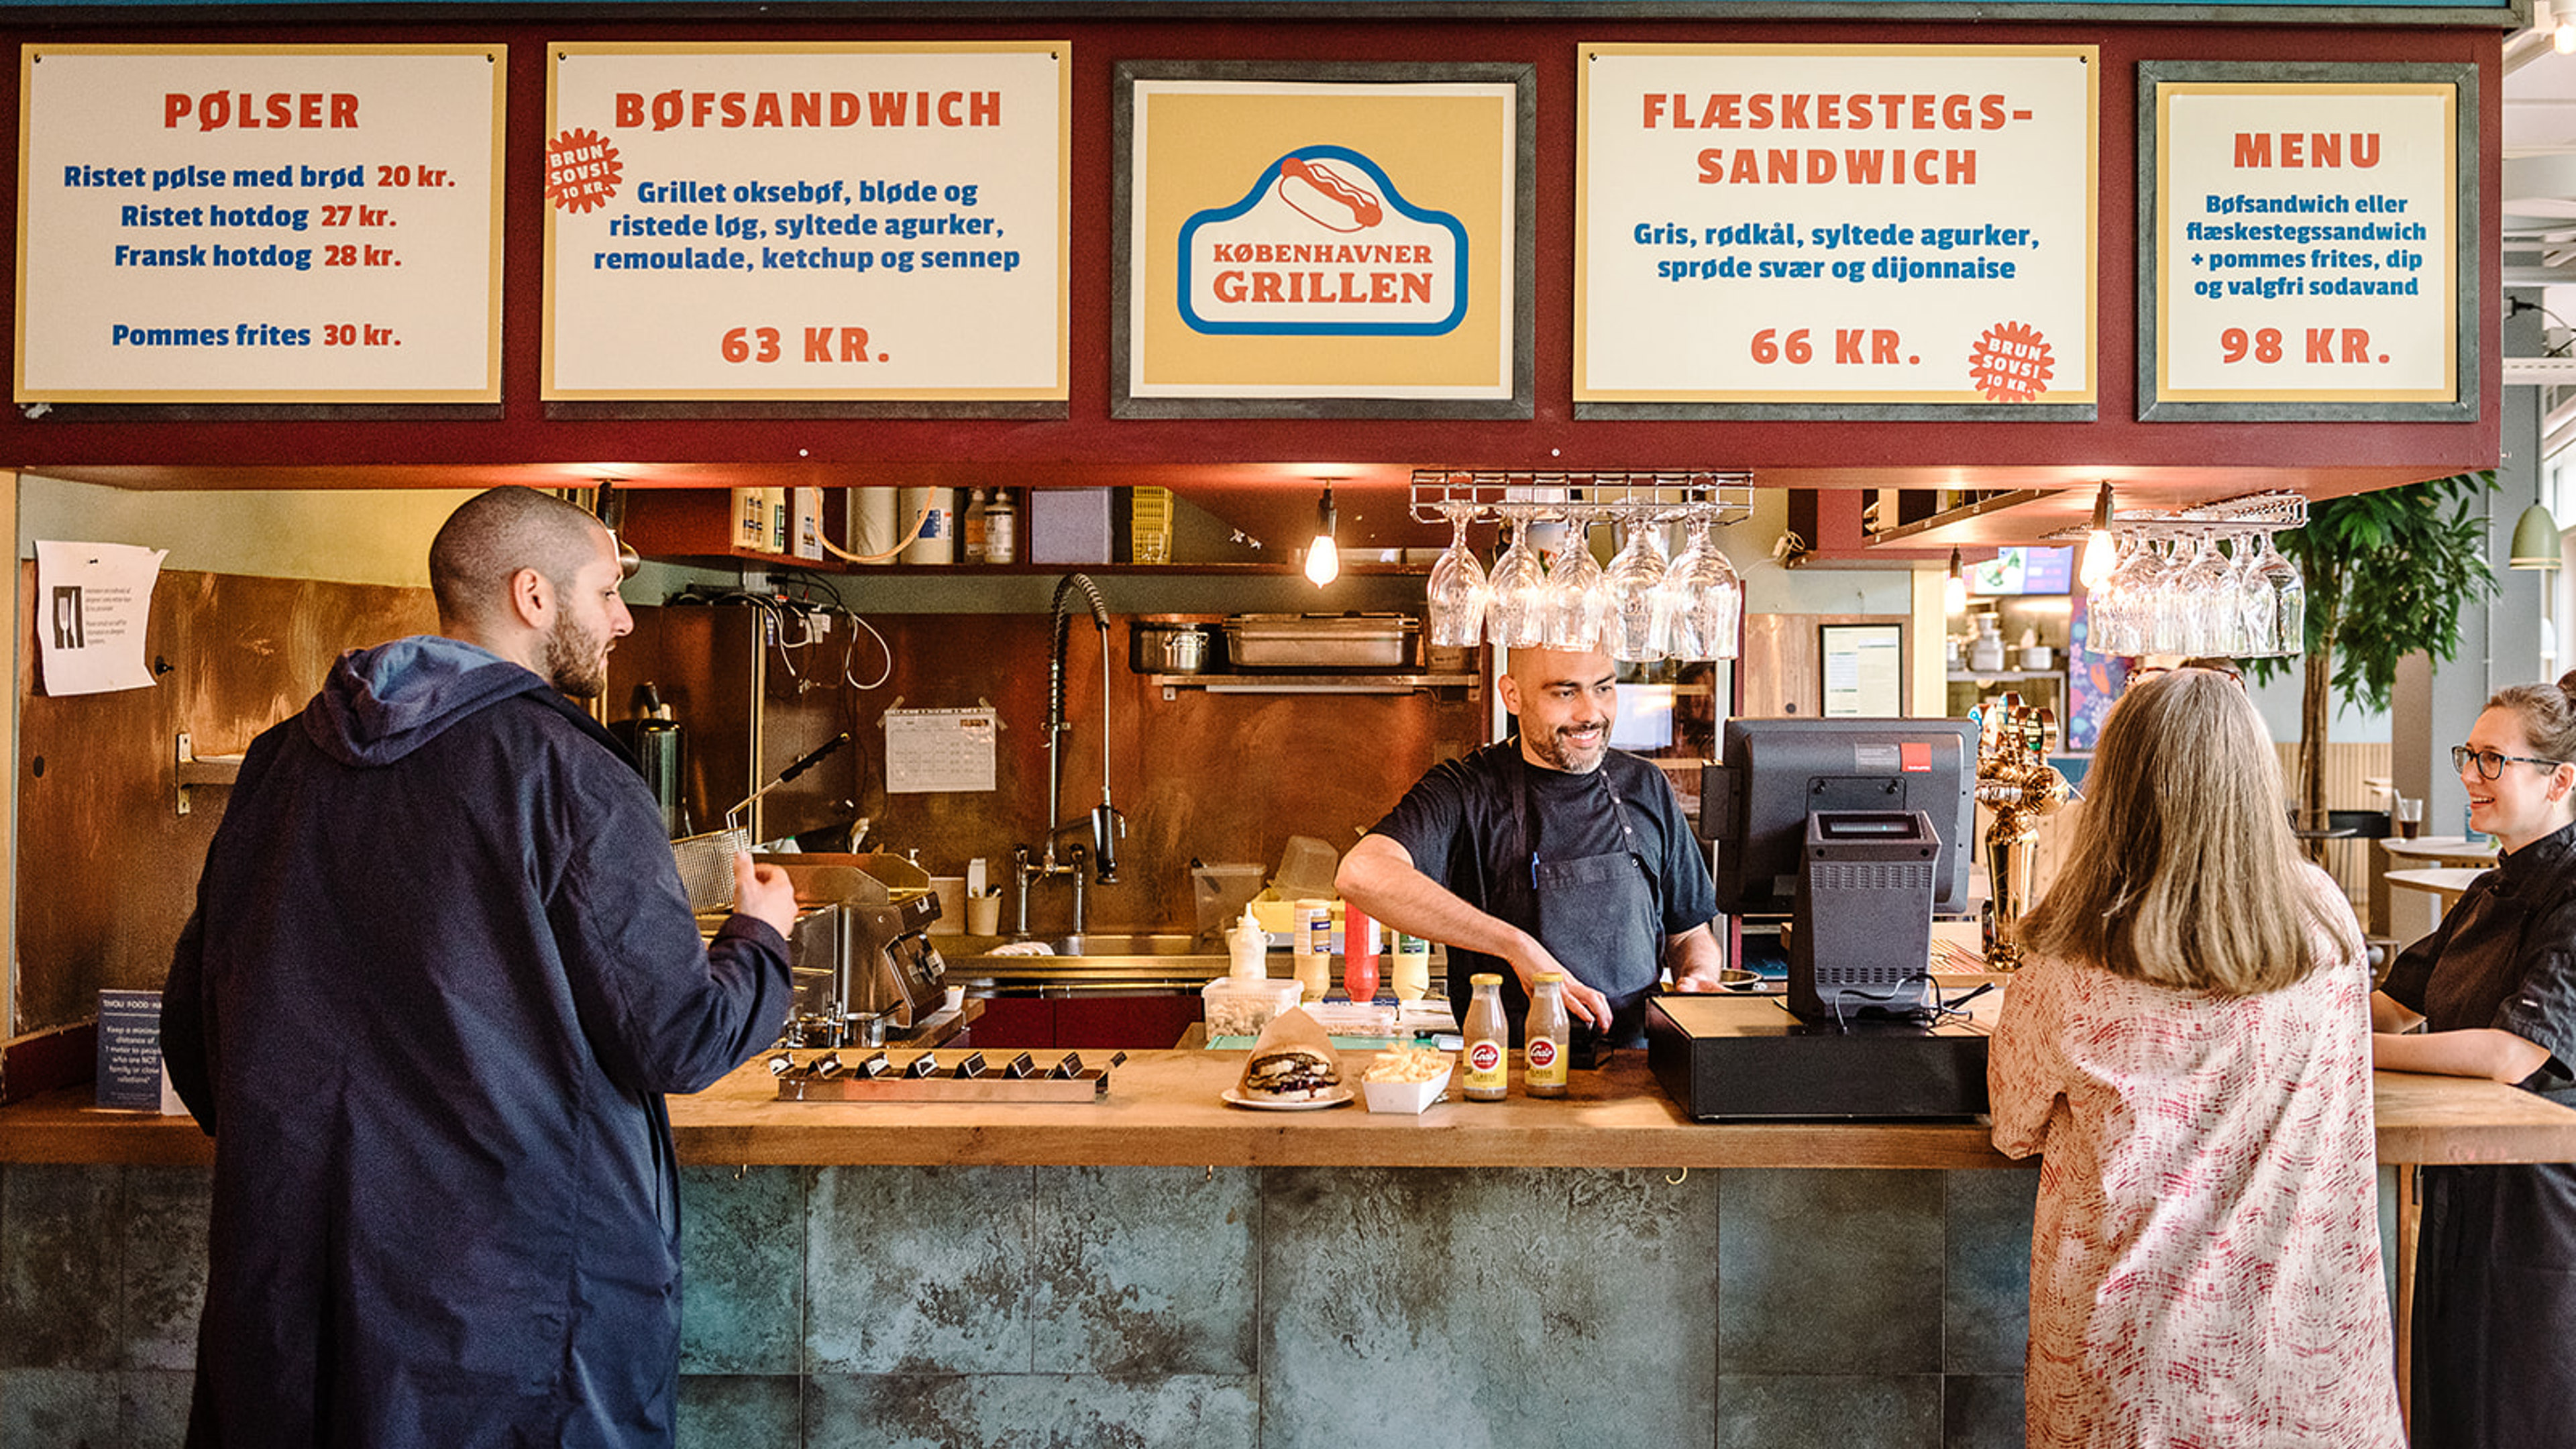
2019, 668, 2360, 995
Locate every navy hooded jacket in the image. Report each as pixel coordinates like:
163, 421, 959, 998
163, 636, 793, 1448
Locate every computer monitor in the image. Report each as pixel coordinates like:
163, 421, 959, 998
1702, 716, 1978, 916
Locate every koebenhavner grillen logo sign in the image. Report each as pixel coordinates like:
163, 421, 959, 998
1178, 146, 1469, 337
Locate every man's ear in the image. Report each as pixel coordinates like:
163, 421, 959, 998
1495, 670, 1522, 716
505, 566, 553, 631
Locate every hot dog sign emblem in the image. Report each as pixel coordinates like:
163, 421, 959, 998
1177, 146, 1470, 337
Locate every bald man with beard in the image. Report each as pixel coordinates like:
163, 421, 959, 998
164, 487, 798, 1448
1338, 645, 1727, 1052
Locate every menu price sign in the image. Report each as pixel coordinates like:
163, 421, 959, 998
16, 46, 502, 404
543, 43, 1068, 405
1577, 44, 2096, 417
2139, 63, 2474, 421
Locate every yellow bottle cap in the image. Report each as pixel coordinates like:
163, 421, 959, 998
1470, 972, 1503, 985
1534, 971, 1562, 983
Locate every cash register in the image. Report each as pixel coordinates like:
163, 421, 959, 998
1647, 716, 1992, 1120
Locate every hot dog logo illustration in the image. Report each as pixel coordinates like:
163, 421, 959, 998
1178, 146, 1469, 337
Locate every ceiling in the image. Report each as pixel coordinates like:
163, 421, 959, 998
2507, 21, 2576, 305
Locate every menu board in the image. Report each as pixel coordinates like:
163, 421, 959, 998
2139, 63, 2474, 421
543, 43, 1068, 404
1576, 44, 2097, 415
15, 45, 503, 403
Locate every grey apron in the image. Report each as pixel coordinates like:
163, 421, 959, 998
1447, 744, 1664, 1050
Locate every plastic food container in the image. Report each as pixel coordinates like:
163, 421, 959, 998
1202, 977, 1304, 1039
1362, 1065, 1454, 1115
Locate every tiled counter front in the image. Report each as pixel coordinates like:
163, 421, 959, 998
0, 1161, 2036, 1449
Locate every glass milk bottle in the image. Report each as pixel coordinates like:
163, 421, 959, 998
1462, 973, 1509, 1102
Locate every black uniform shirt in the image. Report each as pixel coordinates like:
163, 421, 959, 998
1368, 739, 1719, 965
2383, 818, 2576, 1104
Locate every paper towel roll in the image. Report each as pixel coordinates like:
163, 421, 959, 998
900, 487, 956, 566
849, 489, 900, 565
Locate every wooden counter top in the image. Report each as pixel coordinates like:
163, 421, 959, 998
9, 1051, 2576, 1170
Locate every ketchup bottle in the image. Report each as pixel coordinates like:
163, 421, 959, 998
1343, 904, 1379, 1003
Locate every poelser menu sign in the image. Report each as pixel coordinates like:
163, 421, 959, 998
1577, 44, 2097, 416
543, 43, 1068, 405
15, 46, 504, 404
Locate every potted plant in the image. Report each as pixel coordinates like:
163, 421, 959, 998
2243, 470, 2497, 832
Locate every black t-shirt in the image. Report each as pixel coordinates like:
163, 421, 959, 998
1368, 739, 1719, 975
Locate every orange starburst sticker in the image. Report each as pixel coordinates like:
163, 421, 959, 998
545, 128, 621, 214
1968, 321, 2054, 403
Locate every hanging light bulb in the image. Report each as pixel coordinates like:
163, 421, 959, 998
1305, 484, 1340, 586
1945, 547, 1968, 614
2556, 19, 2575, 51
2080, 482, 2118, 591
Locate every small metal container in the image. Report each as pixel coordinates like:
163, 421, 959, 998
1130, 620, 1212, 674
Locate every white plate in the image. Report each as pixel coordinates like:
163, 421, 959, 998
1220, 1086, 1354, 1111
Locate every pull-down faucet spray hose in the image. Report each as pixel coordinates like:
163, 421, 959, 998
1048, 574, 1120, 883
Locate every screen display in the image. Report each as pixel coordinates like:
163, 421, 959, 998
1970, 545, 2074, 596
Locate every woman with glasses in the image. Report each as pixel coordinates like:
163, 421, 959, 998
2373, 673, 2576, 1448
1991, 669, 2400, 1448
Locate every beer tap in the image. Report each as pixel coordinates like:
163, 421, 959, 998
1974, 694, 2072, 970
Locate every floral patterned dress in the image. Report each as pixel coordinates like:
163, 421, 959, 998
1989, 867, 2404, 1448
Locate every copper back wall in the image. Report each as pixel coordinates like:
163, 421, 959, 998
609, 603, 1489, 933
14, 566, 436, 1035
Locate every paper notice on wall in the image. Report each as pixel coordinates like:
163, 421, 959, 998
35, 539, 167, 696
883, 706, 999, 793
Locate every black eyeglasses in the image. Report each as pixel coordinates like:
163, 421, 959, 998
2452, 745, 2571, 779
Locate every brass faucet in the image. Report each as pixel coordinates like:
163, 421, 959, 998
1975, 694, 2071, 970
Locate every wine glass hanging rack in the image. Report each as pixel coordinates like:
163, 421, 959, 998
1408, 470, 1755, 529
2047, 489, 2310, 543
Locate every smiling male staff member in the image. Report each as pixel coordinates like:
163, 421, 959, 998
1338, 645, 1727, 1050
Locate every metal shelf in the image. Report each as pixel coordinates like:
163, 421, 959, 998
1144, 672, 1481, 699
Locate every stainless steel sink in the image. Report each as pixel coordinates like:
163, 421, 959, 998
936, 931, 1226, 994
1039, 932, 1207, 956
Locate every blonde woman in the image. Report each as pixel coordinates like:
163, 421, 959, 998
1990, 668, 2402, 1448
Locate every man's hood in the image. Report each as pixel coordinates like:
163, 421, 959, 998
300, 636, 550, 767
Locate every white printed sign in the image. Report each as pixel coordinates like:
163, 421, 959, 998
34, 540, 166, 696
543, 43, 1068, 401
1577, 45, 2096, 407
16, 46, 502, 402
883, 707, 998, 794
2154, 81, 2456, 402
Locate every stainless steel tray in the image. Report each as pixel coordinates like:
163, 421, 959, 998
1222, 613, 1417, 669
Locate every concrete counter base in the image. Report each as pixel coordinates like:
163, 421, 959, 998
1, 1159, 2040, 1449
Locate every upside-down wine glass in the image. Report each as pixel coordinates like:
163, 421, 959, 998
1426, 507, 1489, 650
1604, 515, 1671, 662
1656, 515, 1743, 661
1544, 518, 1609, 651
1486, 519, 1552, 651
